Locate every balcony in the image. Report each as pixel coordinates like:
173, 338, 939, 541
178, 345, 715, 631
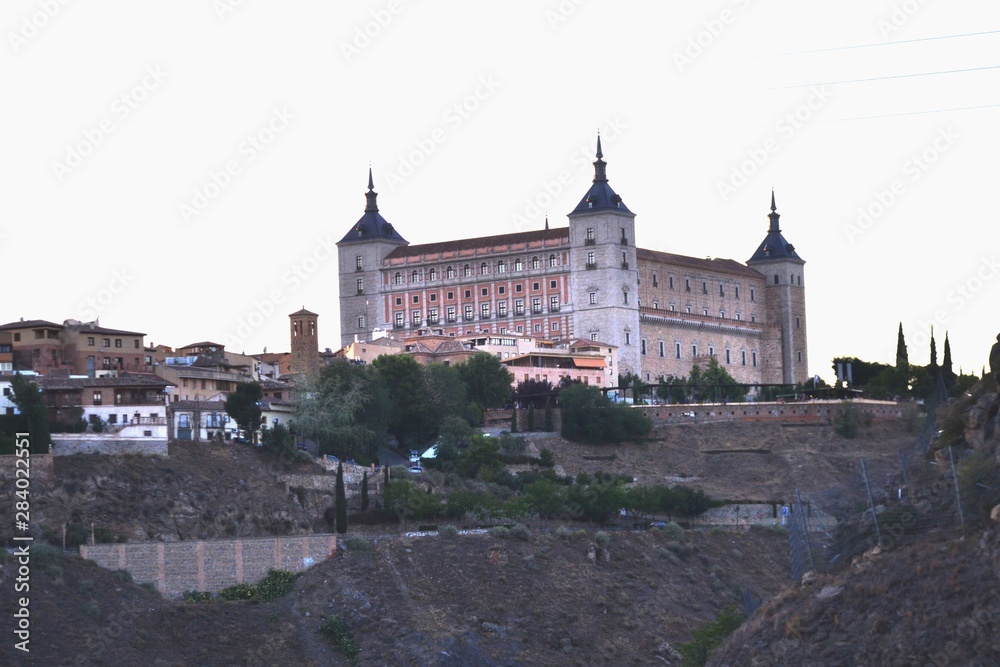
549, 306, 560, 313
463, 315, 474, 322
480, 314, 491, 320
427, 317, 439, 326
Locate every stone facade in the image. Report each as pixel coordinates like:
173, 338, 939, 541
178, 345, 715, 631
338, 142, 809, 386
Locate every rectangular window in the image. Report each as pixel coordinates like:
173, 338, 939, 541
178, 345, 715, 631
464, 305, 474, 321
796, 316, 800, 328
659, 341, 665, 357
394, 312, 404, 327
623, 290, 628, 305
754, 351, 759, 366
669, 276, 674, 290
497, 301, 507, 317
481, 303, 491, 319
515, 299, 524, 315
356, 278, 364, 294
93, 391, 103, 405
412, 310, 421, 325
428, 308, 438, 325
447, 291, 454, 300
103, 338, 111, 347
358, 316, 365, 330
549, 296, 559, 312
726, 349, 731, 364
515, 284, 523, 293
685, 278, 691, 292
625, 332, 630, 345
641, 339, 646, 355
591, 333, 598, 341
498, 285, 505, 295
735, 285, 740, 299
750, 288, 755, 302
675, 343, 681, 359
534, 324, 542, 332
356, 255, 363, 271
692, 344, 697, 357
589, 292, 597, 304
702, 281, 707, 294
741, 350, 747, 366
652, 273, 658, 287
532, 298, 542, 314
551, 321, 559, 331
532, 282, 540, 291
87, 336, 95, 346
549, 280, 557, 289
719, 284, 724, 297
586, 227, 594, 240
447, 306, 456, 322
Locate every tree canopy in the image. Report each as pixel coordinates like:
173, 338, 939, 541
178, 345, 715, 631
456, 352, 513, 409
224, 382, 262, 443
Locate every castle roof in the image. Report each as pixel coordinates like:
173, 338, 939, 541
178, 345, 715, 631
569, 135, 633, 216
747, 192, 803, 264
636, 248, 763, 279
384, 227, 568, 260
338, 168, 408, 246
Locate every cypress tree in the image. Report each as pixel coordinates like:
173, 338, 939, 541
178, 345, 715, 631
383, 462, 390, 487
360, 471, 369, 511
527, 403, 536, 431
335, 462, 348, 534
895, 323, 909, 372
510, 405, 519, 433
543, 396, 553, 432
942, 332, 956, 387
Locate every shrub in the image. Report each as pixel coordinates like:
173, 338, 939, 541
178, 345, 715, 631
490, 526, 511, 539
539, 448, 555, 467
509, 523, 531, 540
440, 525, 459, 539
343, 536, 371, 552
656, 521, 685, 541
833, 405, 858, 438
255, 569, 296, 601
320, 614, 359, 660
958, 449, 1000, 527
183, 590, 214, 603
555, 525, 572, 540
677, 605, 745, 666
218, 583, 258, 601
594, 530, 610, 546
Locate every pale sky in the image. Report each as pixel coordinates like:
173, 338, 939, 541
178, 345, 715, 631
3, 1, 999, 382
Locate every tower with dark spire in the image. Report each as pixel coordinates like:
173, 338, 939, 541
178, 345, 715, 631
746, 192, 808, 384
567, 134, 641, 376
337, 169, 409, 348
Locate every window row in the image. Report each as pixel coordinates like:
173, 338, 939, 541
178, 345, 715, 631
85, 336, 140, 349
393, 298, 561, 326
639, 340, 758, 366
389, 279, 561, 306
648, 273, 755, 302
390, 255, 561, 285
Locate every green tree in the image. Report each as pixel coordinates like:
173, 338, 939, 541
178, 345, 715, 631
224, 382, 262, 444
360, 470, 369, 511
335, 462, 348, 534
260, 423, 296, 458
424, 362, 467, 427
895, 322, 909, 372
690, 357, 744, 402
371, 354, 435, 446
942, 331, 957, 388
560, 383, 651, 444
457, 352, 513, 409
543, 396, 553, 432
9, 374, 51, 452
510, 405, 519, 433
526, 403, 536, 431
295, 362, 389, 461
513, 377, 555, 408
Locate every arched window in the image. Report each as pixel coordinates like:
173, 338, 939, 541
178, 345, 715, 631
411, 270, 419, 283
497, 260, 506, 273
774, 274, 779, 284
447, 266, 455, 279
531, 256, 539, 269
463, 264, 471, 277
514, 258, 523, 271
480, 262, 488, 275
428, 268, 437, 281
394, 272, 402, 285
549, 254, 556, 267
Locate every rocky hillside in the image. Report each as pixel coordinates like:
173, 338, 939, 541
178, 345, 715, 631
708, 382, 1000, 666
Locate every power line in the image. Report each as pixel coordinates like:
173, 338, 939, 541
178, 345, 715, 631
760, 29, 1000, 57
768, 64, 1000, 90
818, 102, 1000, 123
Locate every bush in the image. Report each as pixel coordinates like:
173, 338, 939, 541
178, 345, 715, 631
833, 405, 858, 438
440, 525, 459, 539
539, 448, 555, 467
654, 521, 685, 541
343, 536, 371, 552
958, 449, 1000, 527
508, 523, 531, 540
183, 590, 214, 603
560, 384, 652, 444
555, 525, 572, 540
677, 605, 745, 666
490, 526, 511, 538
320, 614, 359, 660
255, 569, 296, 601
218, 583, 258, 601
594, 530, 610, 546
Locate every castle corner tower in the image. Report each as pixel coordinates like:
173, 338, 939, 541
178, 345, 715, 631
289, 307, 319, 375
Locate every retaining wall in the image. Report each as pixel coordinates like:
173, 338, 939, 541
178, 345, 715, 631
637, 399, 905, 427
80, 533, 337, 598
51, 436, 168, 457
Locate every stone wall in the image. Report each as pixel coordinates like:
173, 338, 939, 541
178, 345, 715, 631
636, 399, 904, 427
0, 453, 54, 482
51, 436, 168, 457
80, 534, 338, 598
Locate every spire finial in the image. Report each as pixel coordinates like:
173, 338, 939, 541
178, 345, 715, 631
592, 131, 608, 183
364, 168, 379, 213
767, 190, 780, 232
544, 214, 549, 230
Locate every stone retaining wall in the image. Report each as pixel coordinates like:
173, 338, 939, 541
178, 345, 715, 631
79, 534, 337, 598
51, 436, 168, 456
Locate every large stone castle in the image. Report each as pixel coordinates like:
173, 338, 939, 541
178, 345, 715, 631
337, 138, 808, 386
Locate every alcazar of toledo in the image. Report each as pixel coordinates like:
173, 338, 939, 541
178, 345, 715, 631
337, 137, 808, 387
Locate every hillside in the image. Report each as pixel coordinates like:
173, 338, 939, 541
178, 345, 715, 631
0, 527, 790, 666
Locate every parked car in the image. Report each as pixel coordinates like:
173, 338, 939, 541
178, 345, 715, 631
408, 465, 423, 474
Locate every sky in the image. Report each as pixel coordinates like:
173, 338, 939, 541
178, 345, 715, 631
2, 1, 998, 383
